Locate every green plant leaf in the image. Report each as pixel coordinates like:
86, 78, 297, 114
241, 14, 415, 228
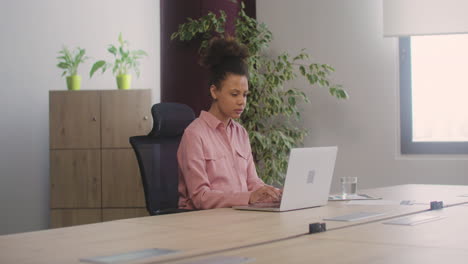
57, 62, 69, 69
57, 46, 88, 77
133, 50, 148, 56
299, 65, 306, 75
90, 60, 106, 78
88, 33, 148, 78
338, 89, 348, 99
108, 45, 117, 55
118, 32, 124, 45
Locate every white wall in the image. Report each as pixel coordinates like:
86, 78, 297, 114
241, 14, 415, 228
257, 0, 468, 193
0, 0, 160, 235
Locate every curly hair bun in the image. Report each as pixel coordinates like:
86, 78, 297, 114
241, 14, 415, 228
201, 36, 249, 69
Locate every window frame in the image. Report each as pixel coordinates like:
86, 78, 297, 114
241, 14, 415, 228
399, 37, 468, 154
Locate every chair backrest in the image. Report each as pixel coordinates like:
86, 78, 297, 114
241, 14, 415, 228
130, 103, 195, 215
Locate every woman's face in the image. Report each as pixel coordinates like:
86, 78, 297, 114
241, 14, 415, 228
210, 73, 249, 120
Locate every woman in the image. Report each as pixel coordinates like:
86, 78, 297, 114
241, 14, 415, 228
177, 37, 281, 210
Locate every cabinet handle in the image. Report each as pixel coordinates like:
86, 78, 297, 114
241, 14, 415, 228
143, 116, 148, 120
92, 117, 97, 121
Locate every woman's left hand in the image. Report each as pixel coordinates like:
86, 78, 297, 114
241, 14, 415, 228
257, 185, 282, 203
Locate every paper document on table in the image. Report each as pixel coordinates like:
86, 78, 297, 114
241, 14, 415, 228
79, 248, 179, 264
183, 256, 255, 264
347, 199, 425, 206
347, 200, 402, 205
329, 193, 381, 201
324, 211, 386, 222
383, 215, 445, 226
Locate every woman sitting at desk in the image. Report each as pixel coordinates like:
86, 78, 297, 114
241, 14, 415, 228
177, 37, 281, 210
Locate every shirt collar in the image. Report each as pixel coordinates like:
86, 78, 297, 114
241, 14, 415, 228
200, 111, 234, 130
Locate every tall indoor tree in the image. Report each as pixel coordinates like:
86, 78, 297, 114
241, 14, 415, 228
171, 2, 348, 185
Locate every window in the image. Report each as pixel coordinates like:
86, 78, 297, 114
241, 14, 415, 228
400, 35, 468, 154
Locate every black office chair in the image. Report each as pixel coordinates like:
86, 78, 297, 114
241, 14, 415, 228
130, 103, 195, 215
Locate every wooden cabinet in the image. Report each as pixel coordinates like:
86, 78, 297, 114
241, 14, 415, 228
102, 149, 145, 207
50, 150, 101, 208
49, 91, 100, 149
101, 90, 152, 148
50, 209, 102, 227
49, 90, 151, 228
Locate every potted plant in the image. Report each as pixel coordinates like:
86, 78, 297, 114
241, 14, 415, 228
56, 46, 88, 90
90, 33, 148, 90
171, 2, 348, 185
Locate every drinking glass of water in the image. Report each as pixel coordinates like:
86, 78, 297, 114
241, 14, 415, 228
341, 177, 357, 198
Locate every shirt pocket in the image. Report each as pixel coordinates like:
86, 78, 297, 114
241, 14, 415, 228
203, 153, 226, 181
235, 148, 249, 175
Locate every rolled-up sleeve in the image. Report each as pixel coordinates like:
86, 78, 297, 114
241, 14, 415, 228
178, 129, 251, 209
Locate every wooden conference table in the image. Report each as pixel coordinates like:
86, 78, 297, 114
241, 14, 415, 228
1, 184, 467, 264
175, 205, 468, 264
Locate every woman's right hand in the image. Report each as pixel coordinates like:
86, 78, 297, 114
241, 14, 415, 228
249, 186, 281, 204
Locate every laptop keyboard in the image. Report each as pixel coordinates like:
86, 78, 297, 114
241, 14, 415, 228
249, 202, 281, 208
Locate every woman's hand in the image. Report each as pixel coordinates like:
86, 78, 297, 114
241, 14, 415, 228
249, 185, 282, 204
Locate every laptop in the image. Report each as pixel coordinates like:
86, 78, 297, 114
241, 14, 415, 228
233, 146, 338, 212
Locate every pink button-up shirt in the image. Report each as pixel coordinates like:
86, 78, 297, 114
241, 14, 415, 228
177, 111, 265, 209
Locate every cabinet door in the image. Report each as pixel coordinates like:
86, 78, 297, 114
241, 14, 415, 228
49, 91, 100, 149
102, 208, 149, 222
50, 150, 101, 208
102, 149, 146, 207
50, 209, 102, 228
101, 90, 152, 148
